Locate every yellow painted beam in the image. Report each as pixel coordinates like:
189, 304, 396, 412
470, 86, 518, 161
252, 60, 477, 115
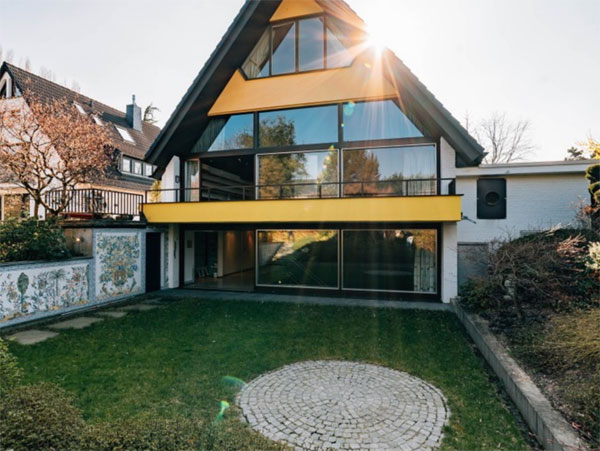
209, 59, 397, 116
143, 196, 462, 224
270, 0, 324, 22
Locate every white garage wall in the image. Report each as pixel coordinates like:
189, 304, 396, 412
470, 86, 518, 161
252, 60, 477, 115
457, 170, 590, 244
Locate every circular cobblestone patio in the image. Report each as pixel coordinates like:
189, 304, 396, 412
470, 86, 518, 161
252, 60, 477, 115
238, 360, 449, 450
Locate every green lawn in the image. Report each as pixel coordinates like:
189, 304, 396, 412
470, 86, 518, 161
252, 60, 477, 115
7, 297, 529, 450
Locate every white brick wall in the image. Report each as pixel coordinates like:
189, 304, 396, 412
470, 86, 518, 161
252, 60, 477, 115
457, 172, 589, 243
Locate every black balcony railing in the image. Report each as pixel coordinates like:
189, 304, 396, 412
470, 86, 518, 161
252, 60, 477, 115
144, 178, 456, 204
45, 188, 143, 217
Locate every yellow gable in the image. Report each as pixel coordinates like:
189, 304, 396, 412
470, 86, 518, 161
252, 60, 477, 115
209, 53, 399, 116
270, 0, 324, 22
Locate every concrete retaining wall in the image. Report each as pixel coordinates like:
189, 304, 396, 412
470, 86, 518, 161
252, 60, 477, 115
454, 303, 585, 451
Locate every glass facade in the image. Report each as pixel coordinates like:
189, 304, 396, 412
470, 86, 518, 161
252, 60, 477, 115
257, 230, 339, 288
242, 16, 356, 79
299, 17, 325, 71
343, 145, 436, 196
197, 114, 254, 152
342, 100, 423, 141
257, 149, 338, 199
342, 230, 437, 293
272, 22, 296, 75
259, 105, 338, 147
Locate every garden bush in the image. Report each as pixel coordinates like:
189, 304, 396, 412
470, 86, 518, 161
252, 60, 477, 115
84, 417, 205, 451
462, 228, 599, 316
0, 338, 22, 397
0, 217, 70, 263
0, 382, 85, 451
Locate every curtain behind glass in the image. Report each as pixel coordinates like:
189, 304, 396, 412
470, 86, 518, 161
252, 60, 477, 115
185, 160, 199, 201
242, 30, 271, 78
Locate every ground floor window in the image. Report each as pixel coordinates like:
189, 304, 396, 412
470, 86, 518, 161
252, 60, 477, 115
185, 227, 438, 296
342, 229, 437, 293
257, 230, 338, 288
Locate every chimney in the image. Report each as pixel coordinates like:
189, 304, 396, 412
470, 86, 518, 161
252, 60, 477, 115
126, 94, 142, 131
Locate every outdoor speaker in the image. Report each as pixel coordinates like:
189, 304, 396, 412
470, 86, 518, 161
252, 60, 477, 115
477, 178, 506, 219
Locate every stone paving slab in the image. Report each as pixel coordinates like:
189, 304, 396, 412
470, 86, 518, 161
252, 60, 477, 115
238, 361, 449, 451
140, 298, 171, 305
7, 329, 58, 345
118, 303, 160, 311
48, 316, 103, 330
95, 310, 128, 318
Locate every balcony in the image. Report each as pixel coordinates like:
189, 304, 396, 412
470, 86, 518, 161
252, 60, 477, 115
142, 178, 462, 224
45, 188, 143, 219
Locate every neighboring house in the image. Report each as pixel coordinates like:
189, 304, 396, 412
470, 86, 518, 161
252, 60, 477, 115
455, 159, 593, 287
142, 0, 486, 302
0, 62, 160, 220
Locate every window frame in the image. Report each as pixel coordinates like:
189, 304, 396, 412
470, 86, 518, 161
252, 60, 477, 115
255, 147, 340, 200
257, 103, 339, 148
341, 228, 439, 294
244, 14, 357, 79
121, 156, 132, 173
255, 228, 341, 290
196, 100, 433, 158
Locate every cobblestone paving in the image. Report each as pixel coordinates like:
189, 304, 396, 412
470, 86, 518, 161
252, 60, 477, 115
238, 361, 449, 450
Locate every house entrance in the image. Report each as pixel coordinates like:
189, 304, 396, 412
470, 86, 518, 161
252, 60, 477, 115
183, 230, 254, 291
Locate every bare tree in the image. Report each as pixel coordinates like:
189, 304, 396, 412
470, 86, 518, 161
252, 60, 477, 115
5, 49, 14, 63
38, 66, 55, 82
24, 58, 32, 72
70, 80, 81, 93
143, 102, 160, 124
0, 91, 114, 216
0, 46, 3, 63
467, 112, 534, 164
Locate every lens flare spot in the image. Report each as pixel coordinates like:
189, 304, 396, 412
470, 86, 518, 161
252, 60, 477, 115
215, 400, 230, 423
343, 101, 355, 117
222, 376, 247, 390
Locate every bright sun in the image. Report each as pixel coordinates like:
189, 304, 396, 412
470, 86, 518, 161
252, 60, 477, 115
366, 23, 388, 54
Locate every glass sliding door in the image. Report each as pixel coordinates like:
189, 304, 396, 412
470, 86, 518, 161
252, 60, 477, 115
184, 160, 200, 201
342, 145, 436, 196
257, 230, 339, 288
342, 229, 437, 293
257, 149, 338, 199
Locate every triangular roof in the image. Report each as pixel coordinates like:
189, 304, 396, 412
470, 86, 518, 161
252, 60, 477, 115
0, 62, 161, 191
1, 62, 161, 161
146, 0, 484, 171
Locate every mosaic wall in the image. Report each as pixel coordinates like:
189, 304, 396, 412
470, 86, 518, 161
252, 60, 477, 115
95, 231, 143, 300
0, 261, 90, 322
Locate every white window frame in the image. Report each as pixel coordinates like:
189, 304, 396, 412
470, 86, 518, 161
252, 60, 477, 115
115, 125, 135, 143
122, 157, 132, 173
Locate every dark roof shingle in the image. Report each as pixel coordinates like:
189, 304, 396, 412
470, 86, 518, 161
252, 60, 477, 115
2, 62, 160, 161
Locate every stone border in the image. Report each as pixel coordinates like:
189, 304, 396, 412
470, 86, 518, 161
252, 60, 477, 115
453, 303, 585, 451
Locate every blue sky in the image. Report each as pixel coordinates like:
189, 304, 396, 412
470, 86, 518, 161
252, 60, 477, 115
1, 0, 598, 161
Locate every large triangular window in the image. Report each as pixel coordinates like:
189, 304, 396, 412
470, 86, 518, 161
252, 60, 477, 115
242, 15, 361, 79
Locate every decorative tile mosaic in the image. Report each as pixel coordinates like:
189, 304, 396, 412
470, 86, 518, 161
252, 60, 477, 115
95, 232, 142, 300
0, 262, 89, 322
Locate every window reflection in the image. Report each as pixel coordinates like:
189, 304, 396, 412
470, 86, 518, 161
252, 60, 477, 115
299, 17, 324, 71
342, 100, 423, 141
343, 145, 436, 196
259, 105, 338, 147
343, 230, 437, 293
197, 114, 254, 152
272, 22, 296, 75
257, 150, 338, 199
257, 230, 338, 288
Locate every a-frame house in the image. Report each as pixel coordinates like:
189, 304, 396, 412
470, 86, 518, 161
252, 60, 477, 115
143, 0, 485, 302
